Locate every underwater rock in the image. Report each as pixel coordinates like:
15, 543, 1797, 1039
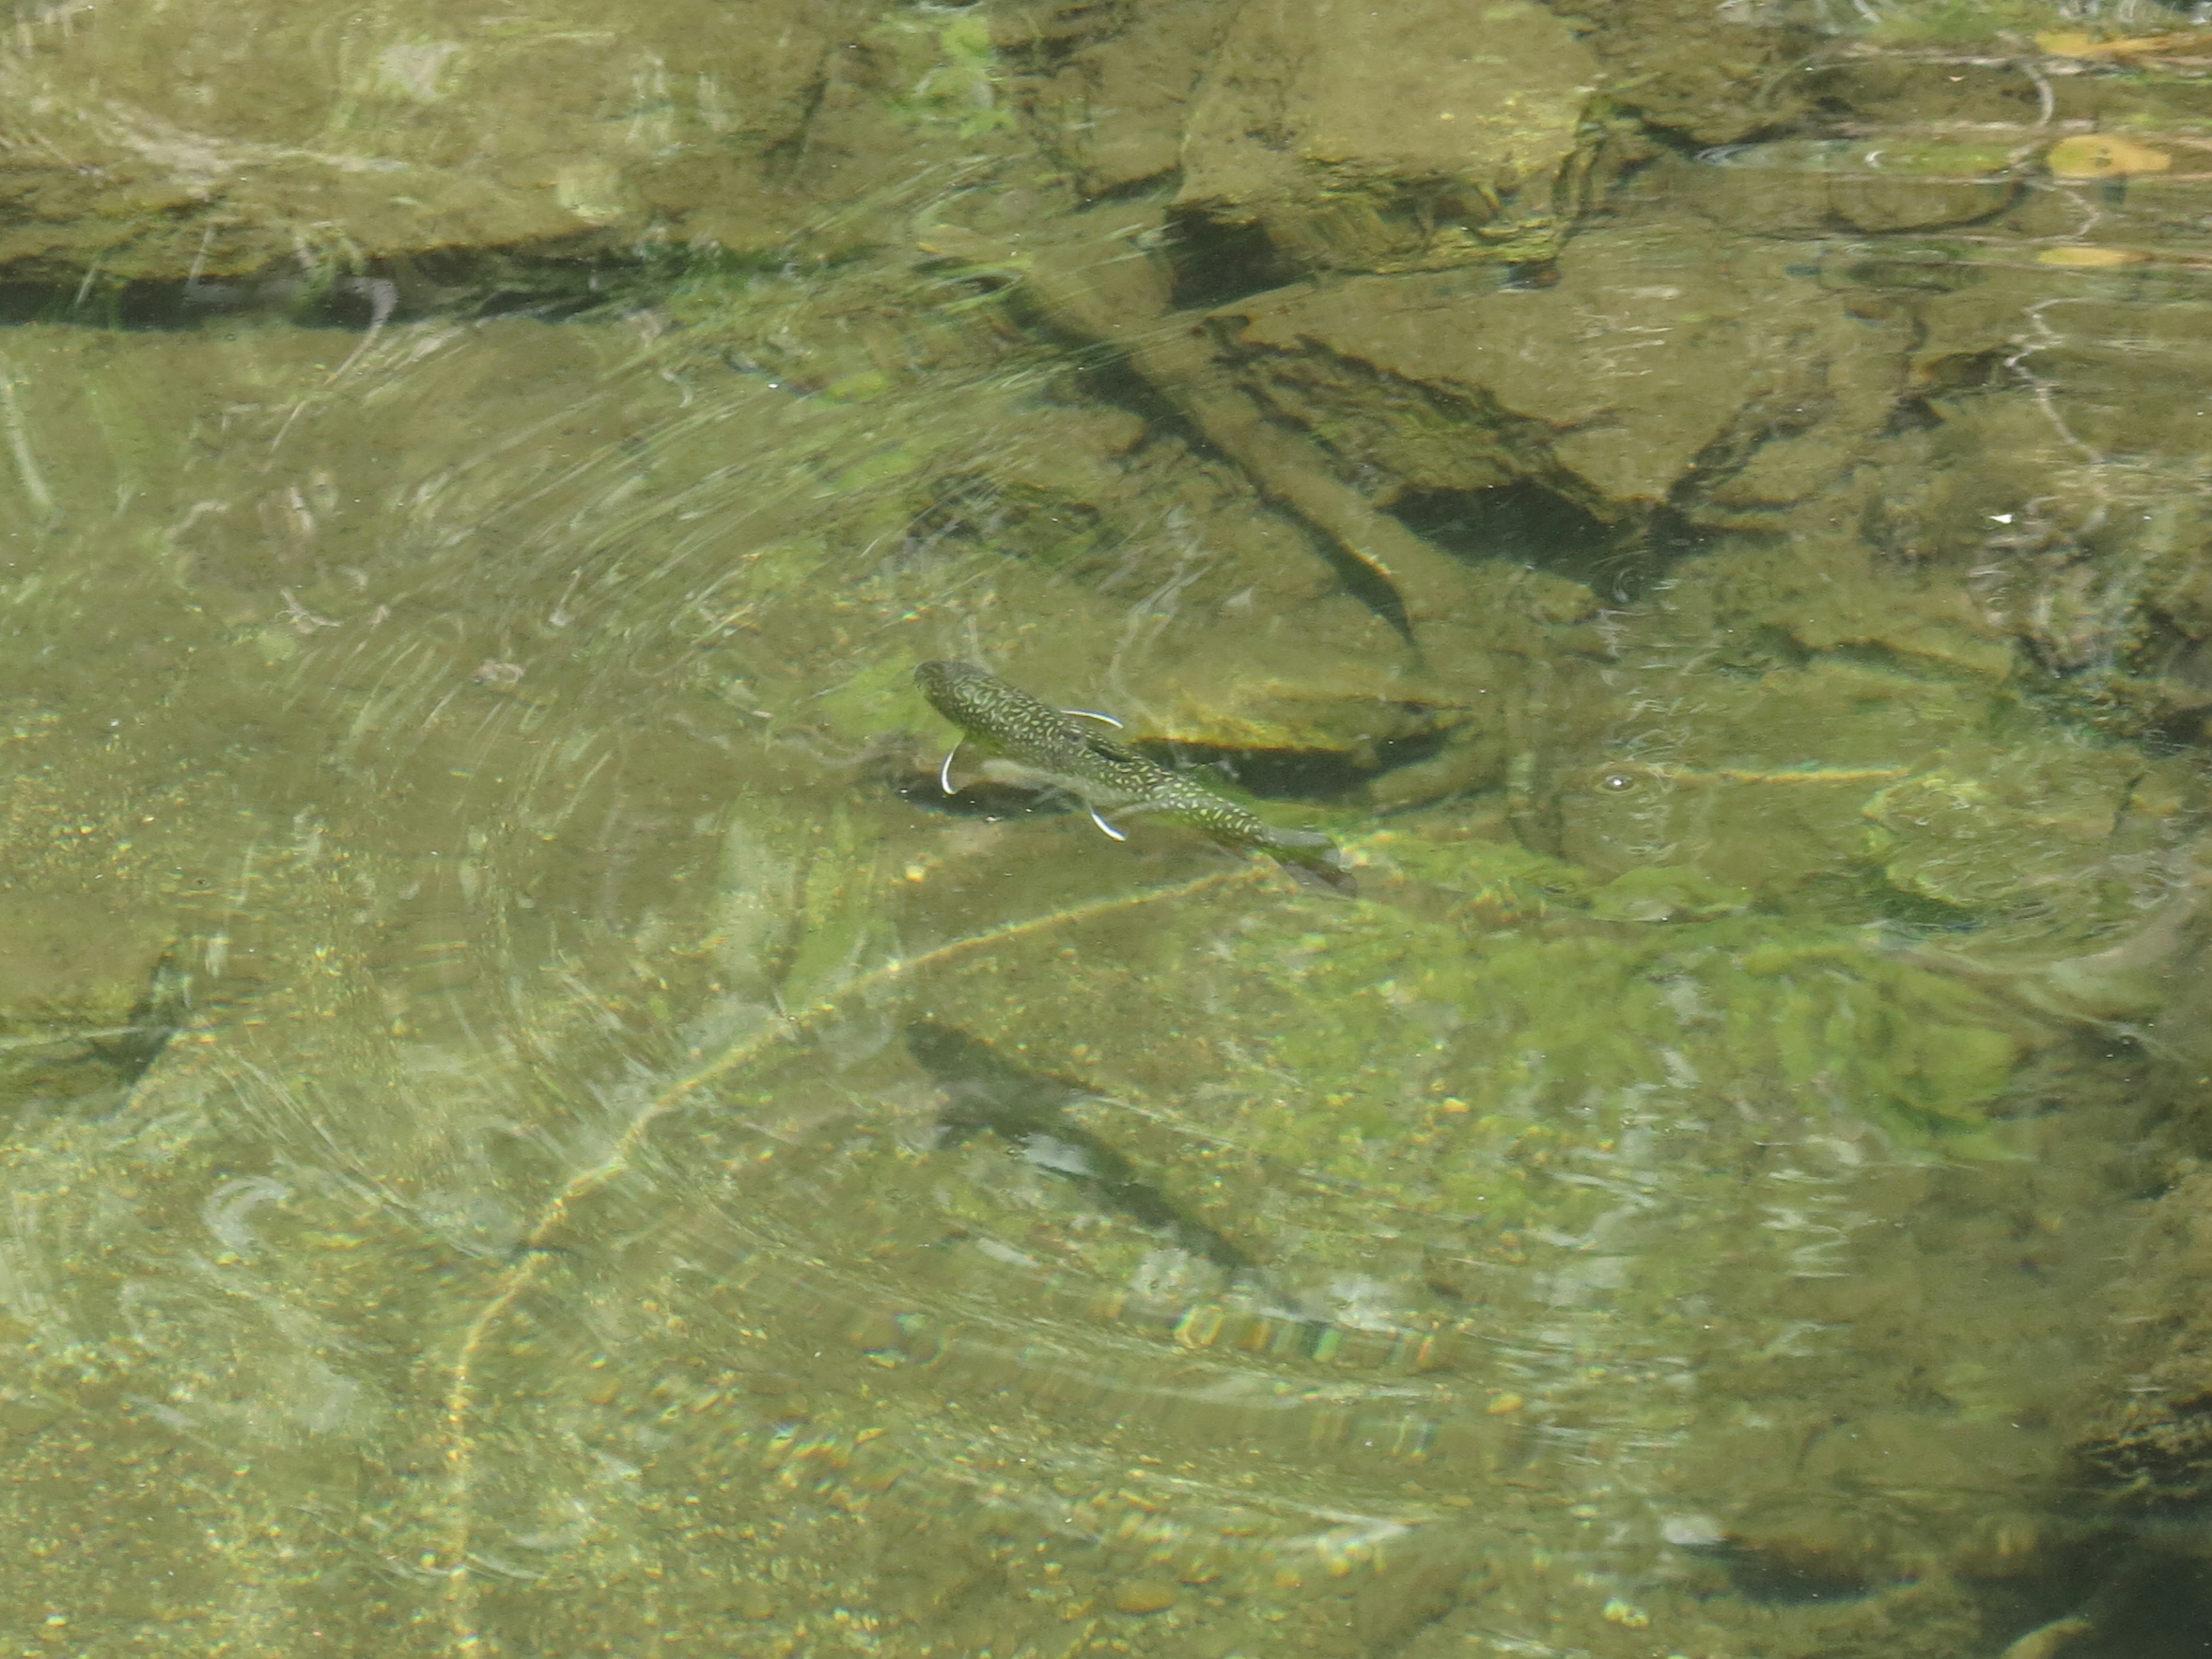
1176, 0, 1600, 274
2069, 1170, 2212, 1509
1531, 645, 2206, 949
1677, 528, 2018, 681
2141, 893, 2212, 1119
1895, 281, 2212, 740
1217, 226, 1911, 524
2046, 133, 2175, 180
909, 207, 1601, 809
993, 0, 1234, 198
1581, 0, 1820, 147
0, 0, 902, 291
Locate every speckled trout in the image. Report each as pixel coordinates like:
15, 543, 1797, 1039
916, 660, 1351, 892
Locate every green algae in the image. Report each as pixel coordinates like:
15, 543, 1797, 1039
1862, 0, 2074, 46
1585, 864, 1753, 922
1237, 855, 2035, 1166
771, 805, 894, 1016
884, 8, 1018, 141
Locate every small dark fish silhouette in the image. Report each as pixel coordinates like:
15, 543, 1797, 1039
906, 1018, 1252, 1273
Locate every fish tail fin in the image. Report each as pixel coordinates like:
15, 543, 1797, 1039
1262, 829, 1356, 896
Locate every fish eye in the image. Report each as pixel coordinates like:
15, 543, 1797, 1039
1598, 771, 1641, 793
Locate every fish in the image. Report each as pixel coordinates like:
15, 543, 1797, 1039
907, 1021, 1450, 1370
914, 660, 1352, 892
907, 1019, 1255, 1272
89, 946, 192, 1087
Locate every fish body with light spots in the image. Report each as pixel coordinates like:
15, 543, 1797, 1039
915, 661, 1350, 891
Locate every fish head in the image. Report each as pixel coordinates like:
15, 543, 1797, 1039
915, 660, 1078, 763
915, 660, 1008, 726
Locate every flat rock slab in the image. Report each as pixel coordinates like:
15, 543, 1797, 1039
0, 0, 874, 285
1177, 0, 1599, 271
1219, 228, 1909, 513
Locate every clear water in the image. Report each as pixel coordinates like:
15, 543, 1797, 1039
2, 2, 2210, 1655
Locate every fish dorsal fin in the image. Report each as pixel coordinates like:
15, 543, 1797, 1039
1074, 724, 1150, 768
1058, 706, 1145, 764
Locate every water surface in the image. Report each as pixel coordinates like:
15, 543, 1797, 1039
2, 2, 2210, 1655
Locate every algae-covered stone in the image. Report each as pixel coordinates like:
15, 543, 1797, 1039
1892, 273, 2212, 740
1913, 281, 2212, 468
1537, 652, 2204, 953
994, 0, 1234, 198
1585, 865, 1752, 922
1860, 752, 2187, 931
1219, 228, 1911, 519
0, 0, 957, 289
1684, 532, 2017, 681
1580, 0, 1819, 147
2067, 1170, 2212, 1508
1178, 0, 1600, 274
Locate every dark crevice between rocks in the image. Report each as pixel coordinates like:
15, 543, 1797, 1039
1387, 479, 1658, 599
1069, 349, 1191, 435
763, 66, 836, 188
2078, 1553, 2212, 1659
1314, 536, 1418, 642
993, 17, 1090, 77
1160, 207, 1302, 310
2142, 702, 2212, 755
1786, 867, 1984, 934
1082, 169, 1183, 206
1644, 502, 1722, 570
1960, 1533, 2126, 1658
0, 241, 734, 333
1974, 1531, 2212, 1659
1685, 1539, 1876, 1607
1883, 395, 1946, 436
1633, 117, 1804, 161
0, 275, 404, 332
1838, 251, 1992, 296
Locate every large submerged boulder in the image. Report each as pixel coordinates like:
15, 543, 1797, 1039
1213, 226, 1912, 530
1175, 0, 1601, 272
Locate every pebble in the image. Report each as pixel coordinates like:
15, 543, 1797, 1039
1113, 1580, 1179, 1616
